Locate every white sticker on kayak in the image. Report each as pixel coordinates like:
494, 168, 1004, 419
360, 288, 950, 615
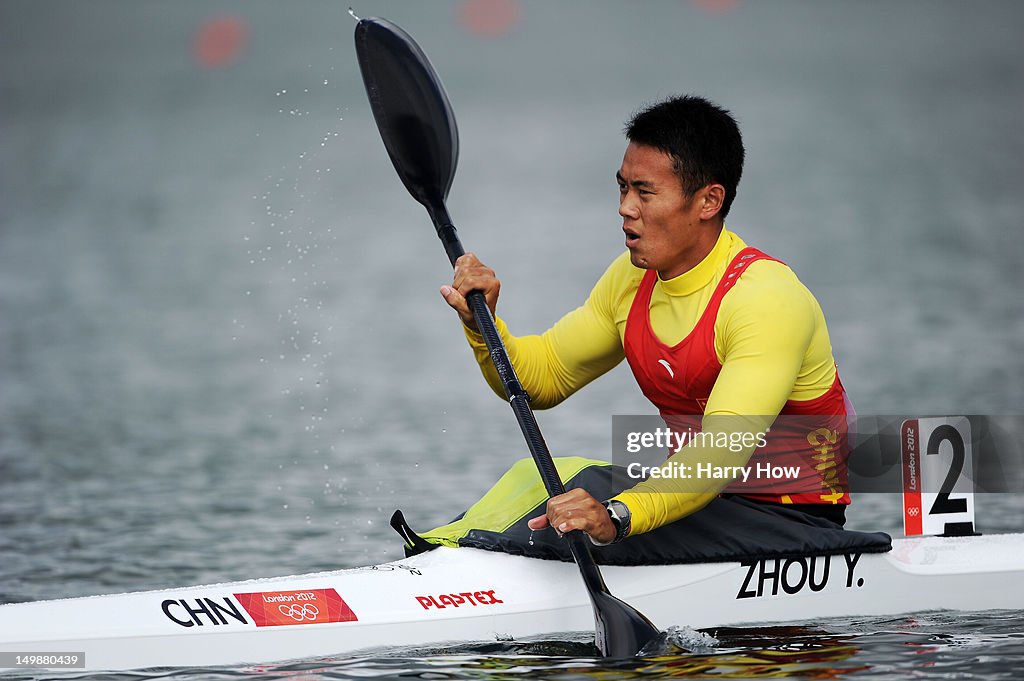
902, 417, 975, 536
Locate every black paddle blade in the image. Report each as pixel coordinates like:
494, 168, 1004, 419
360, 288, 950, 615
592, 589, 662, 657
570, 535, 661, 656
354, 17, 459, 215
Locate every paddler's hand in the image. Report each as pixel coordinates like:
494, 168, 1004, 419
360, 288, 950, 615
527, 489, 616, 545
440, 252, 500, 332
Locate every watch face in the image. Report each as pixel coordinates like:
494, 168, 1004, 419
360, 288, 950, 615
605, 500, 629, 524
603, 501, 631, 543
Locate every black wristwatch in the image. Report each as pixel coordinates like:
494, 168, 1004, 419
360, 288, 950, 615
592, 499, 631, 546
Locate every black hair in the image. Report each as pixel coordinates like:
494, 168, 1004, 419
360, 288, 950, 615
625, 95, 745, 219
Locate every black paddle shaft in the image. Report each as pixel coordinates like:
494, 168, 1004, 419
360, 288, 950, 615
432, 207, 569, 500
436, 210, 631, 626
436, 201, 634, 651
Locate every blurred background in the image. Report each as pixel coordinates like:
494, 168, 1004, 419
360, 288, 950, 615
2, 0, 1022, 601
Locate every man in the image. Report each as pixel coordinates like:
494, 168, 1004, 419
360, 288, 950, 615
439, 95, 850, 546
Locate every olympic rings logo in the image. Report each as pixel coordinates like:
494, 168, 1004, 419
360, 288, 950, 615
907, 507, 920, 517
279, 603, 320, 621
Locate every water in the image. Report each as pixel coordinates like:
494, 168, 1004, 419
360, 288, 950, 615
1, 0, 1022, 678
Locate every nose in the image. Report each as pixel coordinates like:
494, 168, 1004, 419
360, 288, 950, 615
619, 191, 640, 221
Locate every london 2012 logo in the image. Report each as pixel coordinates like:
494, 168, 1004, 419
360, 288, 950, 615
234, 589, 358, 627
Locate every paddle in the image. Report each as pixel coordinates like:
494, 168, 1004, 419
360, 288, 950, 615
353, 16, 660, 657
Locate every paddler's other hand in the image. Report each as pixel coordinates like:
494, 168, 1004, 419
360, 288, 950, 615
527, 488, 616, 545
440, 252, 500, 332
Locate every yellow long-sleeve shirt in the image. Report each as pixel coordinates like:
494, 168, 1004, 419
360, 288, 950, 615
464, 228, 840, 535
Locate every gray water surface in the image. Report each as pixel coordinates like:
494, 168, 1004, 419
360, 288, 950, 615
2, 1, 1023, 678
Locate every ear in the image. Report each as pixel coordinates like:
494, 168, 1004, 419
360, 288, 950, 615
698, 184, 726, 220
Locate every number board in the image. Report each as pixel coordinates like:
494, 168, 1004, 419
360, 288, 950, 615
901, 417, 975, 536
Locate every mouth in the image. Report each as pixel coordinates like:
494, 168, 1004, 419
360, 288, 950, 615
623, 227, 640, 248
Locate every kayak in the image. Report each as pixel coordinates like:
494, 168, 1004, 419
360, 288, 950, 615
1, 532, 1023, 672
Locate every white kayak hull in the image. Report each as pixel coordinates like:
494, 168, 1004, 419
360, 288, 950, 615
2, 533, 1023, 672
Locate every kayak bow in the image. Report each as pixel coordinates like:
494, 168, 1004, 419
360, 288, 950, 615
1, 533, 1023, 671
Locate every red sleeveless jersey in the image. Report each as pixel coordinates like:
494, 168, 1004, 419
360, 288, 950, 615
623, 247, 850, 505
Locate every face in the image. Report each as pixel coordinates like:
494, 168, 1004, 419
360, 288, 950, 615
617, 142, 723, 280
